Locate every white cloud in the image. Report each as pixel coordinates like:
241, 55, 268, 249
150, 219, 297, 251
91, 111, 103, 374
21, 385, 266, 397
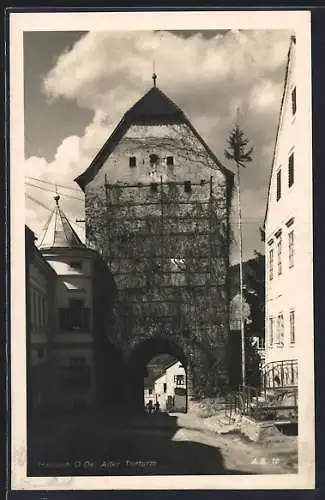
42, 29, 290, 116
54, 135, 81, 164
25, 137, 86, 242
26, 28, 291, 259
249, 80, 283, 114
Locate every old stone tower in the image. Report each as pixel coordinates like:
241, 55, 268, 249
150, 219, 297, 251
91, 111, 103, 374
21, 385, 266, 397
75, 78, 234, 408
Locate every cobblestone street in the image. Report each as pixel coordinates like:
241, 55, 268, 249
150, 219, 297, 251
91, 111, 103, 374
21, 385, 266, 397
28, 410, 297, 476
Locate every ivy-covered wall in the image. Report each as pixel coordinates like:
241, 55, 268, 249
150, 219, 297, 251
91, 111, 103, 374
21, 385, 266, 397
84, 122, 233, 397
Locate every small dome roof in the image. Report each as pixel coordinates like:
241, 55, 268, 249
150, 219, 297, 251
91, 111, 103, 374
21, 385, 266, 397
38, 195, 84, 250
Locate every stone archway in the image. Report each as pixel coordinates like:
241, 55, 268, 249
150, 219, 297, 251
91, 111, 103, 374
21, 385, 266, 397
127, 337, 189, 414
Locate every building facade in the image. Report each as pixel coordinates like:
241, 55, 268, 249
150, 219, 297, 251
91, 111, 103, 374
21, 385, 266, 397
75, 79, 234, 405
27, 196, 117, 414
263, 36, 313, 388
26, 225, 57, 415
144, 360, 187, 412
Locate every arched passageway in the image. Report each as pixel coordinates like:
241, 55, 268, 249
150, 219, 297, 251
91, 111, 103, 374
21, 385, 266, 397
128, 338, 188, 414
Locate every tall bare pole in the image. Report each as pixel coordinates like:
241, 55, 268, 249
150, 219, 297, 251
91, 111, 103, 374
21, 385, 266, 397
236, 159, 246, 387
225, 109, 254, 388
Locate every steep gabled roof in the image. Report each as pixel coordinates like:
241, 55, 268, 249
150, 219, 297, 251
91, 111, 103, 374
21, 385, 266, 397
263, 35, 296, 227
38, 195, 85, 250
145, 359, 183, 387
143, 375, 156, 389
75, 85, 234, 191
126, 86, 185, 123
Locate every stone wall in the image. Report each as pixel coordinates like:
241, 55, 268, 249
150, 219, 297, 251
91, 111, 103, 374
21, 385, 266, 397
240, 415, 277, 442
84, 123, 232, 397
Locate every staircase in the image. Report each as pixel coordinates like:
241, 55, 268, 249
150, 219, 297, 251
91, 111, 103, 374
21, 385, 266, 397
224, 360, 298, 424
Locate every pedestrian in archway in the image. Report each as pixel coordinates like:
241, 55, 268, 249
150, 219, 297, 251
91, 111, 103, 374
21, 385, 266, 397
146, 400, 154, 415
154, 400, 160, 414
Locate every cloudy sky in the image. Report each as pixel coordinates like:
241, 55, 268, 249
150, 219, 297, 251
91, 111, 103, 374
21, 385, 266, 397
24, 29, 291, 263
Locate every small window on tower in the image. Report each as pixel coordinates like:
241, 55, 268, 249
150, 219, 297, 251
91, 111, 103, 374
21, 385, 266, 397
166, 156, 174, 167
149, 153, 160, 166
129, 156, 137, 168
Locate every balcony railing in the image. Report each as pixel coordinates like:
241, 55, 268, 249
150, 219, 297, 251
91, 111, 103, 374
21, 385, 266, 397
261, 359, 298, 389
225, 384, 298, 423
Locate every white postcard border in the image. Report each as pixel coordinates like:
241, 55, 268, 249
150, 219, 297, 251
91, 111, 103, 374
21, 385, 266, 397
9, 9, 314, 490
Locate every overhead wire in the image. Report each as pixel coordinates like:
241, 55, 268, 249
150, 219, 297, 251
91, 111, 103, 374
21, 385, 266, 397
25, 193, 52, 212
25, 176, 81, 193
25, 181, 84, 202
25, 189, 262, 224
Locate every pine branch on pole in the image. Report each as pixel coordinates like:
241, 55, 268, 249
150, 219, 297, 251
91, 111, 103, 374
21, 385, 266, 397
225, 116, 254, 388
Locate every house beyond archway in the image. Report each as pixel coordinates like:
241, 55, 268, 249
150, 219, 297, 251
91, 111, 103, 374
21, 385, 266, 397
128, 338, 188, 414
144, 355, 187, 414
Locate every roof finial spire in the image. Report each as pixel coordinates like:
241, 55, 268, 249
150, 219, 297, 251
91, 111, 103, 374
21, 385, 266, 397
54, 184, 60, 205
152, 61, 157, 87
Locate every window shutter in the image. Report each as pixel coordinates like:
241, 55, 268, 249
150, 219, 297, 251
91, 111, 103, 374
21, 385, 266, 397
280, 314, 284, 344
276, 170, 281, 201
291, 87, 297, 115
288, 153, 294, 187
268, 319, 271, 346
290, 310, 295, 343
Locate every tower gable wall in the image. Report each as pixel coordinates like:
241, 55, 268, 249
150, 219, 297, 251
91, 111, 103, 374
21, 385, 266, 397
87, 124, 225, 190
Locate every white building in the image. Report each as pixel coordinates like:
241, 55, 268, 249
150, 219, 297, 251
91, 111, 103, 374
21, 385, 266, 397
36, 195, 116, 411
144, 360, 187, 412
263, 35, 313, 388
26, 225, 57, 413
